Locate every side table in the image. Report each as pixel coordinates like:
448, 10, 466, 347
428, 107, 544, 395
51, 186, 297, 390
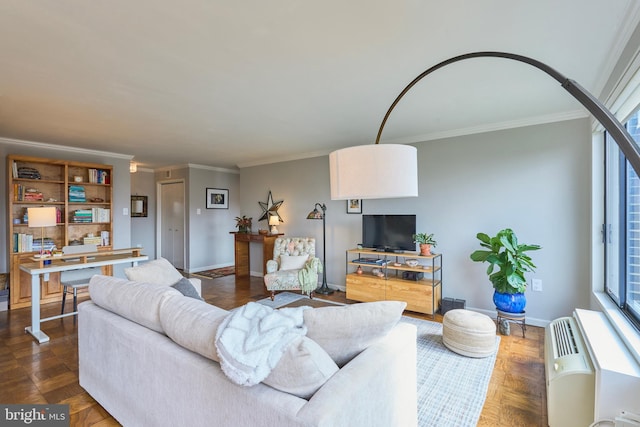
496, 309, 526, 338
230, 232, 283, 277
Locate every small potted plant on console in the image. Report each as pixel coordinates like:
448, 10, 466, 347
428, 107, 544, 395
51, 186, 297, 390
412, 233, 437, 256
235, 215, 252, 233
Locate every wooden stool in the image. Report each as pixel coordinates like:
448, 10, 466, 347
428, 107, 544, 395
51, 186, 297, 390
496, 309, 526, 338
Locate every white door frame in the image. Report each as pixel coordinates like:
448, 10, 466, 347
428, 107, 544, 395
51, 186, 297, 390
156, 179, 186, 267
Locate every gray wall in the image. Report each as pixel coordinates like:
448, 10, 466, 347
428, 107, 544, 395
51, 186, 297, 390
239, 118, 592, 324
240, 156, 363, 278
187, 166, 239, 271
131, 170, 156, 254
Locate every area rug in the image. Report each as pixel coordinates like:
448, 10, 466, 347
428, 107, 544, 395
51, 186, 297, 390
191, 266, 235, 279
256, 291, 308, 308
256, 292, 345, 309
257, 293, 498, 427
401, 315, 499, 427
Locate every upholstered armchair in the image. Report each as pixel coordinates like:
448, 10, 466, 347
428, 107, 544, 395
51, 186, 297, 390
263, 237, 322, 300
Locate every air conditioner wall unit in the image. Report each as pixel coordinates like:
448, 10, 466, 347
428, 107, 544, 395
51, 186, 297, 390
545, 315, 595, 427
546, 309, 640, 427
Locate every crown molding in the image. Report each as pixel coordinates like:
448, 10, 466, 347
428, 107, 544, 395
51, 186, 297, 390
0, 136, 133, 159
238, 110, 589, 168
593, 1, 640, 99
131, 167, 155, 173
186, 163, 240, 175
381, 110, 589, 145
236, 149, 333, 169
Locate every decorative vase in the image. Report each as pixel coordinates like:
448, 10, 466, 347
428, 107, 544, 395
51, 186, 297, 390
238, 226, 249, 233
356, 265, 363, 275
493, 290, 526, 313
419, 243, 431, 256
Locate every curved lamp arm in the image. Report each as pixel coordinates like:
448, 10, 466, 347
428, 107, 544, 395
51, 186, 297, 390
375, 51, 640, 175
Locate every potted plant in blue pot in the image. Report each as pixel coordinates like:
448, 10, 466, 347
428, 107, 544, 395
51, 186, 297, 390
469, 228, 541, 313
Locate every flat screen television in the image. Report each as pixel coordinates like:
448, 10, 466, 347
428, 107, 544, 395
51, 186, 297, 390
362, 214, 416, 252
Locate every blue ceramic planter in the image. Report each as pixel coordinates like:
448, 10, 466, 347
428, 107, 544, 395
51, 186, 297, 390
493, 291, 526, 313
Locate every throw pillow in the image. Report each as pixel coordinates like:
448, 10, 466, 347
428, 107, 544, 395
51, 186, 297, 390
171, 277, 203, 300
304, 300, 407, 367
124, 257, 184, 286
263, 336, 338, 400
279, 254, 308, 271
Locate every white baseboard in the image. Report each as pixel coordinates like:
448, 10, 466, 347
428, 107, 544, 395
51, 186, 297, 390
187, 263, 234, 274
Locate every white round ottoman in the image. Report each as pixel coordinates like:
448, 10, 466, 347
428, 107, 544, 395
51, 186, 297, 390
442, 309, 496, 358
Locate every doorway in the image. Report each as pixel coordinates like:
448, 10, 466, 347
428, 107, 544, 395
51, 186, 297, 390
157, 180, 185, 269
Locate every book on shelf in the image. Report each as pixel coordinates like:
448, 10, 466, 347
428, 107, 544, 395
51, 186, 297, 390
69, 185, 86, 202
92, 208, 110, 223
83, 236, 102, 245
72, 208, 110, 223
12, 234, 55, 253
16, 166, 41, 180
352, 257, 387, 265
88, 168, 109, 184
13, 184, 44, 201
13, 233, 33, 253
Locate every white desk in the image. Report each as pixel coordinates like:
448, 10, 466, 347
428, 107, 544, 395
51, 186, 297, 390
19, 248, 149, 344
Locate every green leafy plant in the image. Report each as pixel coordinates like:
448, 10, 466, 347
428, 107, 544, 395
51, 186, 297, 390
412, 233, 437, 247
469, 228, 541, 294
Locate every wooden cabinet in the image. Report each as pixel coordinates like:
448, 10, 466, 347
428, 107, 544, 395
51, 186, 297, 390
7, 155, 113, 309
345, 248, 442, 317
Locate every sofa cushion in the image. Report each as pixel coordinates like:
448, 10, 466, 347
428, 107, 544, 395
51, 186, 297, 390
159, 295, 228, 362
124, 257, 184, 286
279, 254, 308, 271
263, 335, 338, 400
89, 275, 181, 333
171, 277, 203, 300
304, 301, 407, 367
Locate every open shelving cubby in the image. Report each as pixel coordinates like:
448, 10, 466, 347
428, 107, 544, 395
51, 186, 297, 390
345, 248, 442, 317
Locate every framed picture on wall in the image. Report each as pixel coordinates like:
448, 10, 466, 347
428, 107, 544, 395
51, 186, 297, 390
347, 199, 362, 214
206, 188, 229, 209
131, 195, 148, 217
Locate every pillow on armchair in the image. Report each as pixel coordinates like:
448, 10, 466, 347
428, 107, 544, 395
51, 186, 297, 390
279, 254, 309, 271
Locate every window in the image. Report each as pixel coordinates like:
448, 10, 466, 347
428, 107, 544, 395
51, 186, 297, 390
605, 110, 640, 328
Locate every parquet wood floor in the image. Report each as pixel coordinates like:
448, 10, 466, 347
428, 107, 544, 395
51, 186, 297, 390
0, 274, 547, 426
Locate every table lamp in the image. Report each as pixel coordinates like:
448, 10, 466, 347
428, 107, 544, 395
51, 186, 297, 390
306, 203, 333, 295
268, 215, 280, 234
27, 206, 57, 256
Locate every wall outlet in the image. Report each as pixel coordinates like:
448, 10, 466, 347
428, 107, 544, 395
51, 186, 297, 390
531, 278, 542, 292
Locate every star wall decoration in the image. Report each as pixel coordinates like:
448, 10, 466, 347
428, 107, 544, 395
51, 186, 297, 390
258, 190, 284, 222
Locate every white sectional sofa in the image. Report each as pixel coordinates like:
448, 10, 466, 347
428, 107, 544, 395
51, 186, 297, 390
78, 274, 417, 427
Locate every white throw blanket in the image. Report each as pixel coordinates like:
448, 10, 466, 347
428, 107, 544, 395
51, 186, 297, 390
215, 302, 310, 386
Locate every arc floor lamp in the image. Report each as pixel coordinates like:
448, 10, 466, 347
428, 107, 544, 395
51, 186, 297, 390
329, 51, 640, 200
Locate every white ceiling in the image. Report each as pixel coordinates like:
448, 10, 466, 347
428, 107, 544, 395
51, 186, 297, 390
1, 1, 639, 170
